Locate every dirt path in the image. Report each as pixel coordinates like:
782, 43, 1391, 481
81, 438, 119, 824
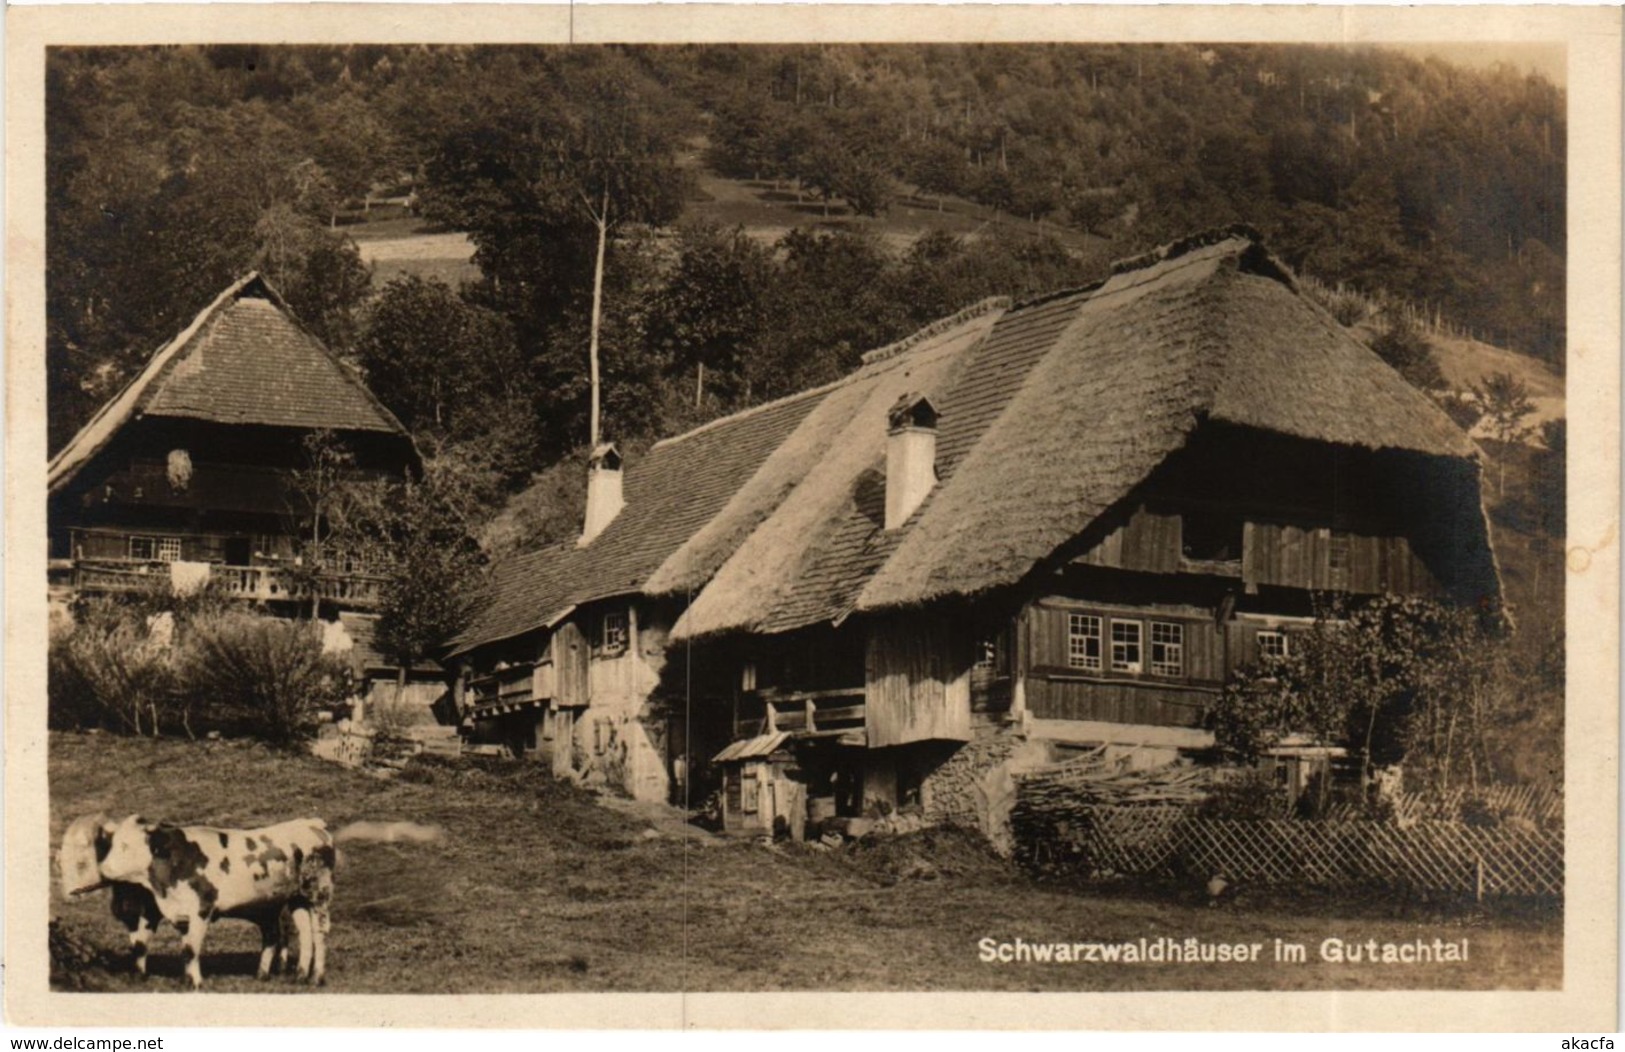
594, 794, 726, 846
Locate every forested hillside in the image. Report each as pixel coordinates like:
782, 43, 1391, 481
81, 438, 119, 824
47, 44, 1565, 555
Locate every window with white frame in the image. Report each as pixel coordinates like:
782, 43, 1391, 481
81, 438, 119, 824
1110, 620, 1142, 673
600, 610, 629, 653
1149, 621, 1184, 676
1257, 630, 1289, 661
1067, 613, 1102, 671
129, 535, 182, 562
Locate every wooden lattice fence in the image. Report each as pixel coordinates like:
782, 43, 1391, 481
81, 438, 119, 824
1018, 805, 1563, 900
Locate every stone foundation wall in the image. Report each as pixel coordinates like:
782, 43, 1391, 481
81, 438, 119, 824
922, 730, 1051, 855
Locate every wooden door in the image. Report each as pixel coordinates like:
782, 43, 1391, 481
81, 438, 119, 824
553, 621, 590, 708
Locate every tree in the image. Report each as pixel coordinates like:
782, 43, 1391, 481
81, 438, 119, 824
416, 51, 687, 454
348, 462, 485, 712
1209, 595, 1514, 792
1369, 316, 1446, 392
646, 224, 773, 409
356, 275, 526, 447
1472, 370, 1537, 494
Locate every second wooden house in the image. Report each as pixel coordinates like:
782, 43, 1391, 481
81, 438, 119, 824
441, 229, 1501, 830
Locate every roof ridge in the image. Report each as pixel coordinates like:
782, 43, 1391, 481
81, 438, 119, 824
1110, 224, 1267, 276
859, 295, 1009, 365
48, 272, 260, 492
652, 299, 1008, 451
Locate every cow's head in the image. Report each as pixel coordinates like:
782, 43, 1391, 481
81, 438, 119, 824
57, 813, 116, 899
97, 815, 161, 886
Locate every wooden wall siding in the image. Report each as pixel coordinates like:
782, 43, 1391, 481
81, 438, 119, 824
533, 660, 556, 702
94, 460, 301, 516
1026, 601, 1224, 684
1025, 676, 1211, 728
552, 621, 590, 707
1242, 523, 1442, 597
865, 617, 973, 747
1074, 505, 1182, 574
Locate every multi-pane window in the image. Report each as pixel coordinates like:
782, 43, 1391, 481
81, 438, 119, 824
129, 535, 181, 562
1149, 621, 1184, 676
1110, 620, 1142, 673
1067, 613, 1102, 671
1257, 630, 1289, 661
600, 610, 629, 653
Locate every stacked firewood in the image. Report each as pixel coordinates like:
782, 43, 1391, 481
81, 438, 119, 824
1010, 748, 1212, 872
1014, 747, 1213, 810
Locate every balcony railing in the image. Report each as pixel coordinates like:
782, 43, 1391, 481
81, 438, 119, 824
734, 687, 867, 740
68, 559, 385, 610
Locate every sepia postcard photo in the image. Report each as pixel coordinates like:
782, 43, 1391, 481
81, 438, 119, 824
5, 2, 1620, 1032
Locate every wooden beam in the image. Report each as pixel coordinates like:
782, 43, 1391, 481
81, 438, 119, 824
1028, 718, 1214, 750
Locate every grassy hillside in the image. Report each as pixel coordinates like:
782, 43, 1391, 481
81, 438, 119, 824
50, 734, 1558, 993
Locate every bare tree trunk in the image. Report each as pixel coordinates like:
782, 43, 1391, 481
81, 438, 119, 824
695, 362, 705, 408
588, 187, 609, 451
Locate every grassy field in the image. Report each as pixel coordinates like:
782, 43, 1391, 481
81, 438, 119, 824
48, 733, 1559, 994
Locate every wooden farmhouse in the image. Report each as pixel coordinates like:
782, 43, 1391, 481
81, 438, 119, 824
440, 230, 1501, 835
48, 273, 420, 621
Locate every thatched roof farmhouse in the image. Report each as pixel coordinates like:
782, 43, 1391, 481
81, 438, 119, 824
49, 273, 419, 614
440, 228, 1500, 833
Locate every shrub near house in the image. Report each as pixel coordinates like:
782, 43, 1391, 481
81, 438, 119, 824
50, 602, 351, 746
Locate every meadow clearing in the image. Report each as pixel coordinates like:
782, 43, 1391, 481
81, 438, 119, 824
48, 733, 1560, 994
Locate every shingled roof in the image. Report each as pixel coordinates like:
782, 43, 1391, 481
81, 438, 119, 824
448, 229, 1495, 656
49, 274, 409, 494
442, 382, 832, 657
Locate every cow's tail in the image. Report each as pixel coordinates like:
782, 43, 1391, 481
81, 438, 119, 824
333, 820, 444, 846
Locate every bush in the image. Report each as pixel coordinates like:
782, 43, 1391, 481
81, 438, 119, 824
181, 612, 353, 746
1198, 769, 1290, 820
48, 602, 183, 736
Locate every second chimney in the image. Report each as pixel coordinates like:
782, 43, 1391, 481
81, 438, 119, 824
580, 443, 624, 546
885, 394, 940, 530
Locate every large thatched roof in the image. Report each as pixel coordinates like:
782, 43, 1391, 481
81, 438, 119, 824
449, 229, 1495, 656
857, 232, 1477, 613
49, 274, 410, 494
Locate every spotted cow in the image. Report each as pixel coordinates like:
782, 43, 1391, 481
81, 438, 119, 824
59, 813, 334, 989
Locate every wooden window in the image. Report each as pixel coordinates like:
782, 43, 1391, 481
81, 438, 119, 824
599, 610, 629, 654
128, 535, 180, 561
1110, 620, 1142, 673
741, 772, 760, 814
740, 662, 757, 692
1257, 630, 1289, 661
1067, 613, 1102, 671
1149, 621, 1184, 676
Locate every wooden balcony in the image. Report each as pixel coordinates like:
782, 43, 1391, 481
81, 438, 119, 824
68, 558, 384, 610
734, 687, 866, 740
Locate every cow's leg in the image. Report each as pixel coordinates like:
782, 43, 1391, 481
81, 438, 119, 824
110, 884, 161, 978
273, 907, 292, 976
309, 906, 330, 986
177, 915, 209, 990
255, 913, 281, 981
291, 907, 315, 982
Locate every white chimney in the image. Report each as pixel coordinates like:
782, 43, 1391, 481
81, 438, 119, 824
885, 394, 940, 530
580, 443, 624, 546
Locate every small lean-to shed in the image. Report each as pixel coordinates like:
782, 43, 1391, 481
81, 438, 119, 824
715, 732, 806, 840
